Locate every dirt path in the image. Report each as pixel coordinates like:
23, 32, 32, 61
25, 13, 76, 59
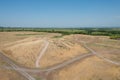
1, 40, 120, 80
0, 52, 35, 80
95, 43, 120, 49
80, 41, 120, 66
35, 40, 49, 67
44, 53, 93, 72
1, 53, 93, 73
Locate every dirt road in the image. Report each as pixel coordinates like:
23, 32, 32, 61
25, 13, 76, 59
81, 41, 120, 66
36, 40, 49, 67
0, 52, 35, 80
0, 53, 93, 73
1, 40, 119, 80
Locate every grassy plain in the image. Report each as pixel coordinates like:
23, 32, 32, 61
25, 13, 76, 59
40, 35, 88, 68
49, 56, 120, 80
0, 56, 27, 80
48, 34, 120, 80
0, 30, 120, 80
0, 32, 88, 68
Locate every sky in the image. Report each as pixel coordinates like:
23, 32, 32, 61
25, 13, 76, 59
0, 0, 120, 28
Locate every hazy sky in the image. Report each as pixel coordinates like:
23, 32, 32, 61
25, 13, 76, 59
0, 0, 120, 27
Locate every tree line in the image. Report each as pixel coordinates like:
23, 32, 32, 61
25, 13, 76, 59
0, 27, 120, 39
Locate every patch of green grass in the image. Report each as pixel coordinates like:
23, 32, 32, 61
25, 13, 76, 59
110, 34, 120, 40
1, 27, 120, 40
0, 58, 7, 65
35, 77, 42, 80
15, 33, 42, 36
53, 35, 63, 38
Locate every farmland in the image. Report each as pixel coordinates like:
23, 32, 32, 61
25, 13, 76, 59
0, 27, 120, 39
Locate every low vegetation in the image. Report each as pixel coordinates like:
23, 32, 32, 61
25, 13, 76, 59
110, 34, 120, 39
0, 31, 120, 80
0, 27, 120, 39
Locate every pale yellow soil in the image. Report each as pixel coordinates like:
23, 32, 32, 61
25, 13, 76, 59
51, 56, 120, 80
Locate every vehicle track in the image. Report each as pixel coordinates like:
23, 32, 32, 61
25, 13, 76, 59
35, 40, 49, 67
1, 40, 119, 80
1, 53, 93, 73
95, 43, 120, 49
80, 41, 120, 66
0, 52, 35, 80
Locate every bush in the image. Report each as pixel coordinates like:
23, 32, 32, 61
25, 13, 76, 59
110, 34, 120, 39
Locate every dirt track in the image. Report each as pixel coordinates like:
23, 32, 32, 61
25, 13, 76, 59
0, 52, 35, 80
35, 40, 49, 67
0, 35, 120, 80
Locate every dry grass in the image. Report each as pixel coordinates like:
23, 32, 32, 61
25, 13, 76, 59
74, 34, 120, 62
1, 33, 88, 68
0, 32, 27, 49
0, 69, 27, 80
74, 34, 120, 47
40, 35, 88, 68
3, 38, 44, 68
50, 56, 120, 80
0, 32, 61, 68
0, 32, 45, 49
0, 32, 60, 49
1, 32, 120, 80
87, 43, 120, 63
48, 34, 120, 80
0, 56, 27, 80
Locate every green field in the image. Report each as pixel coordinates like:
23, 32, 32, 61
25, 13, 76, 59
0, 27, 120, 39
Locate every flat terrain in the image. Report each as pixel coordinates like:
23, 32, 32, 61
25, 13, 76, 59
0, 32, 120, 80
